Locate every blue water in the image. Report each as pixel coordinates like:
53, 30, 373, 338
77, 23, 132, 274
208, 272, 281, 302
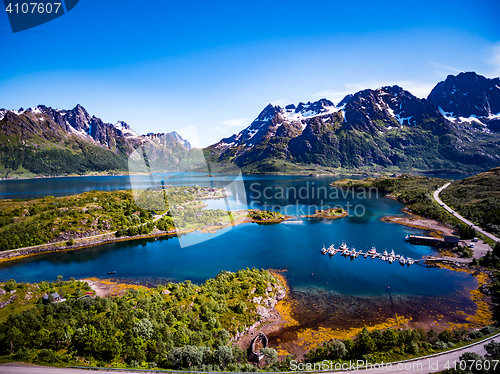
0, 174, 475, 297
0, 172, 467, 200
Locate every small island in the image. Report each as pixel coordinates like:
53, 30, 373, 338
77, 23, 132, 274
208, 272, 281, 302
247, 209, 289, 223
305, 207, 348, 219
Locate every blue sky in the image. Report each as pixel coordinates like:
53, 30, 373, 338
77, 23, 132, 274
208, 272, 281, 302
1, 0, 500, 146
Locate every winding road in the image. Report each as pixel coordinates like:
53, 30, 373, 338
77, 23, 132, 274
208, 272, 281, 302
433, 182, 500, 243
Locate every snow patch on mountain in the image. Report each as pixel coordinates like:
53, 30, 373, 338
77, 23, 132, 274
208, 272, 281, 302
114, 121, 140, 138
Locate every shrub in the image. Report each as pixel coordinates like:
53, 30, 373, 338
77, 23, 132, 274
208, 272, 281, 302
36, 349, 61, 363
480, 325, 496, 336
434, 341, 448, 350
469, 331, 484, 340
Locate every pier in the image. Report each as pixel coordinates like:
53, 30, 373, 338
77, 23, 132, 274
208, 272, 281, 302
406, 234, 460, 248
406, 235, 442, 245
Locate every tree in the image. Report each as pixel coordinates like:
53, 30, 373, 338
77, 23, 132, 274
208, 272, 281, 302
327, 340, 347, 360
382, 328, 398, 349
215, 345, 234, 368
459, 352, 486, 374
493, 242, 500, 258
354, 328, 375, 356
484, 340, 500, 359
260, 347, 278, 367
438, 330, 453, 343
168, 346, 204, 368
132, 318, 154, 341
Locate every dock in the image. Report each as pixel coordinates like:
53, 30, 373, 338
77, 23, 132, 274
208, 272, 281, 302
406, 235, 442, 245
406, 234, 460, 248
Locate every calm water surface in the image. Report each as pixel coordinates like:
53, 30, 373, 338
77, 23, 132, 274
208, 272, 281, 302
0, 174, 475, 298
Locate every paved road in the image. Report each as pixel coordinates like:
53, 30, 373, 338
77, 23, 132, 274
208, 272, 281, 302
1, 335, 499, 374
333, 334, 500, 373
433, 182, 500, 243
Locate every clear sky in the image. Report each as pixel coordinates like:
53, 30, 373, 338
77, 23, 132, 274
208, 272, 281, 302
1, 0, 499, 146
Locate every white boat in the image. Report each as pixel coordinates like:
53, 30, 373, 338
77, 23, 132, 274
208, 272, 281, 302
407, 257, 414, 265
328, 245, 336, 255
390, 249, 395, 258
382, 250, 389, 257
381, 255, 387, 261
350, 248, 357, 258
322, 246, 328, 255
368, 246, 377, 255
364, 252, 368, 258
399, 257, 406, 265
395, 254, 401, 259
405, 234, 410, 241
388, 257, 394, 264
339, 241, 348, 251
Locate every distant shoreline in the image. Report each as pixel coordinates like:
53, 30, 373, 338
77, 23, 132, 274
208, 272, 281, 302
0, 210, 346, 265
0, 169, 473, 182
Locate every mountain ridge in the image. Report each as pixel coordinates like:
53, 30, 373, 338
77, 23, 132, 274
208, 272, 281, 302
0, 104, 192, 178
205, 72, 500, 174
2, 72, 500, 177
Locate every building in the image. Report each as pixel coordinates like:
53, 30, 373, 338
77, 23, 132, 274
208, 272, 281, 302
42, 292, 66, 303
443, 236, 460, 247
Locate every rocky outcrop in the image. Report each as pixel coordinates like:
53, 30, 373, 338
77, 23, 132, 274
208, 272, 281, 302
0, 295, 17, 309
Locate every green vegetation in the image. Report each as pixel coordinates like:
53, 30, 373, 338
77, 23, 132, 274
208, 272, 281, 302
0, 190, 154, 251
479, 242, 500, 268
0, 269, 283, 371
0, 186, 228, 251
333, 174, 481, 239
304, 325, 498, 368
0, 140, 128, 178
333, 174, 448, 220
0, 278, 93, 323
248, 210, 286, 222
308, 207, 347, 219
442, 339, 500, 373
441, 167, 500, 237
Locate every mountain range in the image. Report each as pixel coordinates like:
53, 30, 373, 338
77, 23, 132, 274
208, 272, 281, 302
0, 105, 192, 177
1, 72, 500, 177
205, 72, 500, 174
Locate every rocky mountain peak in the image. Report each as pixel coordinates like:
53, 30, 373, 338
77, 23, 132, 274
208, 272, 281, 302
428, 71, 500, 118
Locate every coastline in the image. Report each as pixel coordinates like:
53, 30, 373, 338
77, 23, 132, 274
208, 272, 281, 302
381, 209, 457, 238
0, 168, 473, 182
248, 269, 490, 360
0, 209, 303, 264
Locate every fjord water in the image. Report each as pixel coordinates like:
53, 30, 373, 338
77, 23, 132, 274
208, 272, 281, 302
0, 174, 475, 298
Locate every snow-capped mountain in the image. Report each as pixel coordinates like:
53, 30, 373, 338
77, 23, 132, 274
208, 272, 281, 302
428, 72, 500, 132
207, 72, 500, 173
0, 104, 192, 176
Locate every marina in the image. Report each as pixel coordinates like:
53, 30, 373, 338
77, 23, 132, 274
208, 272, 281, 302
321, 243, 416, 266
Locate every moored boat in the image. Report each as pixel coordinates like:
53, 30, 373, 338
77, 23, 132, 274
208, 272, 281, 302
328, 245, 336, 255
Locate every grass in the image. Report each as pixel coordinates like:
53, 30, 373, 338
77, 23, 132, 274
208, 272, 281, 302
0, 279, 94, 323
440, 167, 500, 238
